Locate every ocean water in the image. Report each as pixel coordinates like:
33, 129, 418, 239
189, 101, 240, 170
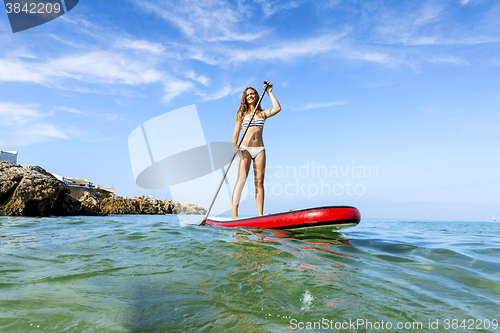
1, 215, 499, 332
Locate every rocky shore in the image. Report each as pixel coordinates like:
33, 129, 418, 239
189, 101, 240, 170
0, 161, 206, 217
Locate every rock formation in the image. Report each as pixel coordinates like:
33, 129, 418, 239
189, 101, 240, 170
101, 196, 172, 215
0, 162, 71, 216
80, 190, 107, 215
0, 161, 206, 217
170, 200, 207, 215
98, 196, 205, 215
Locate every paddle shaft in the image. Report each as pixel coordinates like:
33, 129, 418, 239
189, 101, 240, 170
200, 82, 269, 225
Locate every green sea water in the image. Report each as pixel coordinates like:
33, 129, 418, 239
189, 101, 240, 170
1, 215, 499, 332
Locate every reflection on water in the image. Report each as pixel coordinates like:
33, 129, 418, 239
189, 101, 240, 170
232, 228, 356, 261
222, 228, 360, 316
0, 233, 34, 246
232, 228, 352, 246
0, 218, 39, 246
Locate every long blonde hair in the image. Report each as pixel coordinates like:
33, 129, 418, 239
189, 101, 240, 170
236, 87, 262, 122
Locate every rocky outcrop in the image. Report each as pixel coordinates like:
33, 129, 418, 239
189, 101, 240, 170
79, 190, 107, 215
0, 162, 71, 216
100, 196, 171, 215
99, 196, 205, 215
171, 201, 207, 215
0, 161, 206, 217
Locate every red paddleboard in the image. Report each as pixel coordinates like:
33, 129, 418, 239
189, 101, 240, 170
205, 206, 360, 230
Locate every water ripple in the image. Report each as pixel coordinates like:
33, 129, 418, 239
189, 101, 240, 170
1, 216, 499, 332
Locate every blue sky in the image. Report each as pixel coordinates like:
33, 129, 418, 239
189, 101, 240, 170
1, 0, 499, 221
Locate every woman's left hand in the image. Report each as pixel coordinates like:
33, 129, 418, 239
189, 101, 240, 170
265, 81, 273, 93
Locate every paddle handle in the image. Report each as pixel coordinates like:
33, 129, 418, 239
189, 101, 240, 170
200, 82, 270, 225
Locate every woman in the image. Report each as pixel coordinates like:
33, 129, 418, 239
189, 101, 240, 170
231, 81, 281, 219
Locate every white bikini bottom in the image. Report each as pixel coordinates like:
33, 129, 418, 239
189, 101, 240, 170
240, 146, 265, 159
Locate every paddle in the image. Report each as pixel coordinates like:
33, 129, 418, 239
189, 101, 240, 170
200, 81, 270, 226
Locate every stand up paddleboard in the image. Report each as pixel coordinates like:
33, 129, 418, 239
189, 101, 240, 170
205, 206, 360, 231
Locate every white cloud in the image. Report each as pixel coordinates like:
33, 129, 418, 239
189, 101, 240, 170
117, 39, 166, 54
293, 100, 348, 111
426, 56, 469, 65
236, 33, 404, 67
0, 59, 46, 84
180, 32, 350, 66
184, 71, 210, 86
0, 51, 165, 87
415, 2, 444, 25
139, 0, 262, 42
321, 0, 342, 9
0, 41, 219, 103
8, 48, 37, 59
0, 103, 83, 146
354, 50, 395, 65
99, 113, 125, 122
372, 1, 500, 48
56, 106, 87, 114
253, 0, 303, 17
396, 35, 499, 46
170, 30, 405, 68
2, 0, 498, 108
55, 106, 125, 122
0, 103, 46, 126
231, 33, 348, 62
162, 80, 193, 103
15, 123, 70, 145
47, 51, 164, 85
197, 85, 241, 101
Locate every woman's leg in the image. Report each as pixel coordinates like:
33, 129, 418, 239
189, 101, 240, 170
253, 150, 266, 216
232, 150, 251, 218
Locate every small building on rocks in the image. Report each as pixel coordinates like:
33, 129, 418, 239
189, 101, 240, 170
0, 150, 18, 164
52, 174, 97, 199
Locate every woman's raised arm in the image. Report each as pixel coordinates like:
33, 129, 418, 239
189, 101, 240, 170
263, 82, 281, 118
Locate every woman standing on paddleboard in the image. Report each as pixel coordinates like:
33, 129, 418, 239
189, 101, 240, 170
232, 81, 281, 219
